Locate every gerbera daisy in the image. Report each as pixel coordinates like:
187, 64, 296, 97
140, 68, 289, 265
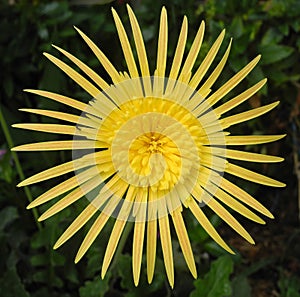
12, 5, 285, 288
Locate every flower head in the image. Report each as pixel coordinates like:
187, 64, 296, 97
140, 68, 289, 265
13, 5, 285, 287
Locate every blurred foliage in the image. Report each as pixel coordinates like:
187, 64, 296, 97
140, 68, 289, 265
0, 0, 299, 296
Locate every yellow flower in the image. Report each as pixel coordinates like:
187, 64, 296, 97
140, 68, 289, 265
12, 5, 285, 288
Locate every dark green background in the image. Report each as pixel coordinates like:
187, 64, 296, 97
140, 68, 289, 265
0, 0, 299, 296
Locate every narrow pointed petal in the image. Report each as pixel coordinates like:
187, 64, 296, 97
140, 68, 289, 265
132, 221, 145, 286
146, 219, 157, 284
26, 166, 99, 208
159, 215, 174, 288
101, 220, 127, 278
219, 178, 274, 218
74, 26, 121, 83
12, 140, 104, 151
19, 108, 80, 124
223, 134, 286, 145
225, 149, 284, 163
171, 209, 197, 278
221, 101, 279, 129
156, 7, 168, 78
12, 123, 76, 135
43, 53, 100, 97
205, 198, 255, 244
178, 21, 205, 82
76, 212, 110, 263
214, 188, 265, 224
189, 29, 225, 89
53, 203, 98, 249
188, 198, 234, 254
168, 16, 188, 81
226, 163, 286, 187
198, 39, 232, 97
38, 175, 103, 221
112, 8, 139, 78
24, 89, 87, 111
127, 4, 150, 77
205, 55, 261, 107
215, 79, 267, 116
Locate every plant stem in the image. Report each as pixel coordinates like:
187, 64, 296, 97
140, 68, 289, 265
0, 105, 42, 230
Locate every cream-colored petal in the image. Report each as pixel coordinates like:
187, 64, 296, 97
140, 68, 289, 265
189, 29, 225, 89
44, 53, 100, 97
214, 79, 267, 116
226, 162, 285, 187
171, 209, 197, 278
187, 197, 234, 253
24, 89, 87, 111
74, 26, 121, 83
221, 101, 279, 129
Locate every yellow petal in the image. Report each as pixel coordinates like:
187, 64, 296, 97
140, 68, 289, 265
38, 175, 104, 221
132, 221, 145, 286
221, 101, 279, 129
205, 198, 255, 244
156, 6, 168, 78
112, 8, 139, 79
187, 197, 234, 253
215, 79, 267, 116
168, 16, 188, 81
74, 26, 121, 84
225, 149, 284, 163
214, 188, 265, 224
205, 55, 261, 107
53, 203, 98, 249
224, 134, 286, 145
19, 108, 80, 124
219, 178, 274, 218
146, 219, 157, 284
159, 215, 174, 288
171, 209, 197, 278
178, 21, 205, 82
226, 162, 285, 187
198, 39, 232, 97
26, 166, 99, 208
43, 53, 100, 97
189, 29, 225, 89
12, 123, 76, 135
12, 140, 104, 151
52, 45, 109, 90
24, 89, 87, 111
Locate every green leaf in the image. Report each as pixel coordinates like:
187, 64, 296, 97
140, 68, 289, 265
190, 255, 234, 297
259, 44, 294, 65
0, 207, 18, 230
0, 268, 30, 297
232, 276, 252, 297
79, 273, 111, 297
229, 16, 243, 38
